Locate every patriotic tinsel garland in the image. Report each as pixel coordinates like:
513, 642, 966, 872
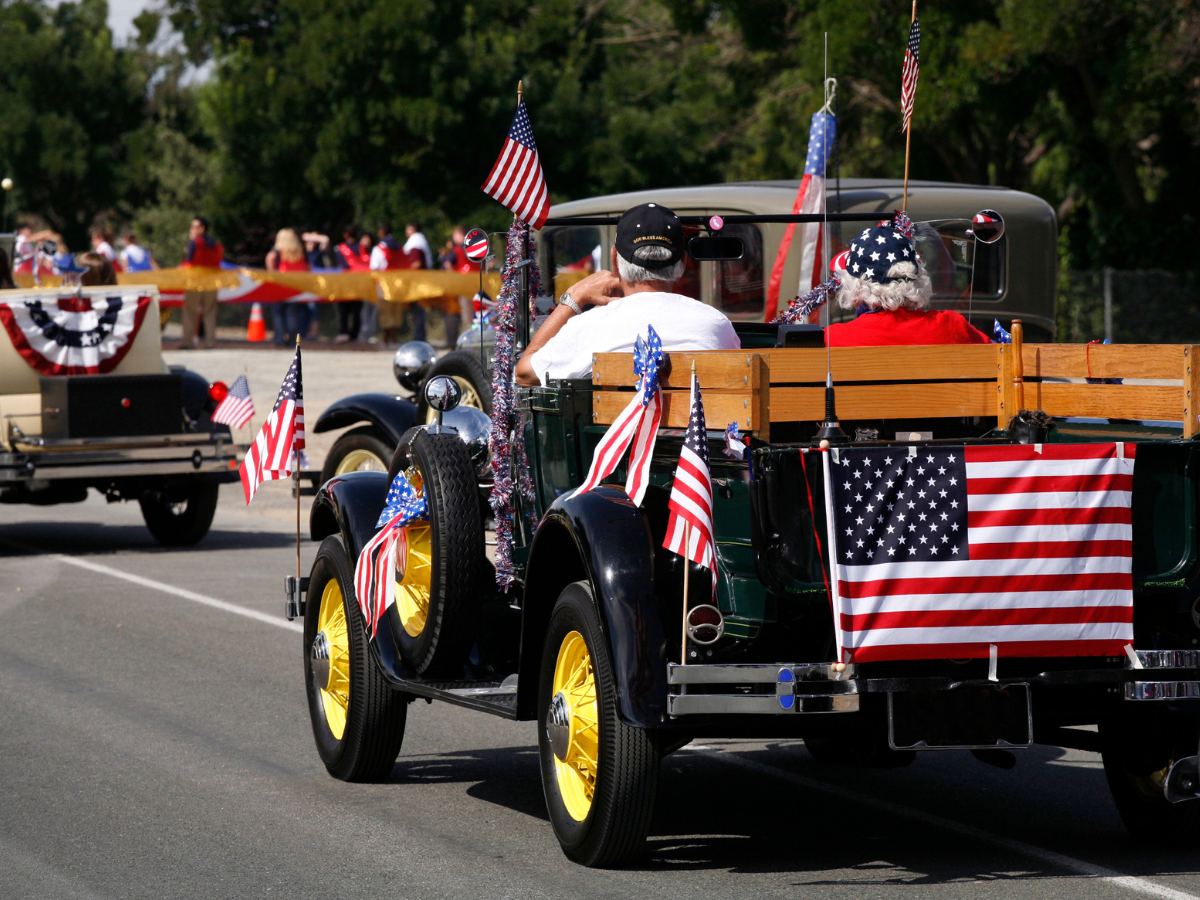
488, 221, 543, 589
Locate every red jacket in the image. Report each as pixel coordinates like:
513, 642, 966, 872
826, 308, 990, 347
182, 235, 224, 268
337, 241, 369, 271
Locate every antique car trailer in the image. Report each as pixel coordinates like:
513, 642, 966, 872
314, 177, 1053, 480
0, 285, 240, 544
292, 213, 1200, 867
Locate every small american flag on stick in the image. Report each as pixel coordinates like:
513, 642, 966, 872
900, 14, 921, 133
354, 471, 428, 638
213, 374, 255, 429
822, 443, 1135, 663
663, 371, 717, 592
481, 97, 551, 230
239, 346, 303, 504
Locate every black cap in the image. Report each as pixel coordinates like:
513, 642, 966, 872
615, 203, 685, 269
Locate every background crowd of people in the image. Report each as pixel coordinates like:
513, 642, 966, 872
3, 215, 482, 351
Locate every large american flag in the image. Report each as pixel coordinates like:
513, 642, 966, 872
663, 372, 716, 590
900, 15, 921, 133
822, 443, 1135, 663
766, 111, 836, 320
577, 326, 663, 506
212, 374, 255, 429
481, 98, 551, 230
354, 471, 428, 638
239, 347, 304, 504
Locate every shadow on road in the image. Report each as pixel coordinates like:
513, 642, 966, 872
0, 522, 299, 556
391, 746, 548, 822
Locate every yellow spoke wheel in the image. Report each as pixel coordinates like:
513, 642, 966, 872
315, 579, 352, 741
395, 523, 433, 637
334, 448, 387, 475
550, 631, 600, 822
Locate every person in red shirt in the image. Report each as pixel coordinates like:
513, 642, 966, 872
179, 216, 224, 349
824, 219, 989, 347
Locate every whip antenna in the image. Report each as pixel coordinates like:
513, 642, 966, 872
816, 30, 846, 445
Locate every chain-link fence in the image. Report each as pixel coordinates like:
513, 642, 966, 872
1056, 269, 1200, 344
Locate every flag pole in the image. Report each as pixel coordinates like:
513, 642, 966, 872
681, 520, 691, 665
295, 333, 302, 590
902, 0, 916, 210
517, 80, 523, 103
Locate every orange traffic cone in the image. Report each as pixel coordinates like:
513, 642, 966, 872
246, 303, 266, 342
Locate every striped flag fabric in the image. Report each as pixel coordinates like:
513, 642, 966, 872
663, 372, 717, 590
212, 374, 255, 429
900, 15, 921, 133
354, 471, 428, 638
239, 346, 304, 504
481, 98, 551, 230
822, 443, 1135, 663
576, 326, 663, 506
766, 111, 836, 320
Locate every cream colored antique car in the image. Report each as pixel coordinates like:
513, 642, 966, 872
0, 285, 239, 544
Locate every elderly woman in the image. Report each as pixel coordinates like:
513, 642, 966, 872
824, 220, 989, 347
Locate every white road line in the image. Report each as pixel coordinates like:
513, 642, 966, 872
52, 554, 302, 633
692, 747, 1199, 900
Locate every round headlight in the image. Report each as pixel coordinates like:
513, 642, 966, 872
393, 341, 437, 392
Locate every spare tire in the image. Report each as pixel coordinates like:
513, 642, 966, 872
417, 351, 492, 424
385, 428, 485, 677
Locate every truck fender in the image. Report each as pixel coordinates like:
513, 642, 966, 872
518, 486, 668, 728
308, 470, 413, 684
312, 393, 418, 446
309, 470, 389, 560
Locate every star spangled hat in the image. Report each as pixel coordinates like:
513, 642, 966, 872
842, 221, 918, 285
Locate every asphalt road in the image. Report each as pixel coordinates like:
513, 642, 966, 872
2, 488, 1199, 900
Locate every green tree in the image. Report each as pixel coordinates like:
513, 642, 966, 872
0, 0, 150, 249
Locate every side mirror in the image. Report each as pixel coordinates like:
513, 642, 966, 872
424, 375, 462, 430
969, 210, 1005, 244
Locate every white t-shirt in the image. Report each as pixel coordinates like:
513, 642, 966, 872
120, 244, 153, 272
529, 292, 740, 385
403, 232, 433, 268
369, 245, 389, 271
94, 240, 116, 262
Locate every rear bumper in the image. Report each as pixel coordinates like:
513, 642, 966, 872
0, 433, 240, 483
666, 650, 1200, 717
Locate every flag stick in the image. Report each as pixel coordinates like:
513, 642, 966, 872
681, 520, 691, 665
902, 0, 916, 210
295, 334, 302, 589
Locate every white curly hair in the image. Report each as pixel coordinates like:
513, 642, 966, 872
834, 259, 932, 312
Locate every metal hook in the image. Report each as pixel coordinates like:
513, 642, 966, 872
819, 77, 838, 114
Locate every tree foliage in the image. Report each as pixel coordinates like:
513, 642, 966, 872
0, 0, 1196, 271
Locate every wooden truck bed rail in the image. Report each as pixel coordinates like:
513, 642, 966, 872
590, 325, 1200, 439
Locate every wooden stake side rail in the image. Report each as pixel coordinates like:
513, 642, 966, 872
589, 343, 1200, 439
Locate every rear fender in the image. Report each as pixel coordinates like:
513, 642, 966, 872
518, 486, 667, 727
312, 393, 417, 446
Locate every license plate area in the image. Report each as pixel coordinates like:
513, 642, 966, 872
888, 683, 1032, 750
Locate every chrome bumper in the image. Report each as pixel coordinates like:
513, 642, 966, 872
1124, 650, 1200, 701
667, 662, 859, 716
0, 433, 239, 482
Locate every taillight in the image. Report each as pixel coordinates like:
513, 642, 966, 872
208, 381, 229, 402
687, 604, 724, 645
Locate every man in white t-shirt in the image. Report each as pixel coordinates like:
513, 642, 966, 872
516, 203, 739, 386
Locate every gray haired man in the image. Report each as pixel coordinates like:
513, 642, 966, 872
516, 203, 739, 386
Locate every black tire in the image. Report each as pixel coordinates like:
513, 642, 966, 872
416, 351, 492, 424
320, 426, 393, 485
139, 479, 219, 546
386, 428, 485, 676
537, 581, 659, 867
1101, 706, 1200, 845
305, 534, 407, 782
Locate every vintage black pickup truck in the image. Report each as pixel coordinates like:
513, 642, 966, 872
290, 212, 1200, 867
